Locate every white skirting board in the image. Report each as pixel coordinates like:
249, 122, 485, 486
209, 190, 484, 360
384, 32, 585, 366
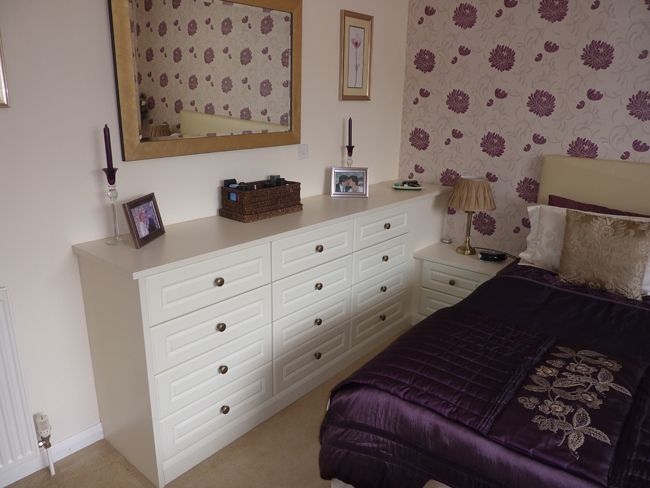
0, 423, 104, 487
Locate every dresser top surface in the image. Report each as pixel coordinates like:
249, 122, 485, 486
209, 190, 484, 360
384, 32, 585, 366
73, 182, 445, 279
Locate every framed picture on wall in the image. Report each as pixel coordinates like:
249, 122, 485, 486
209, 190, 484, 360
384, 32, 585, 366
0, 33, 9, 107
331, 167, 369, 198
340, 10, 373, 101
123, 193, 165, 248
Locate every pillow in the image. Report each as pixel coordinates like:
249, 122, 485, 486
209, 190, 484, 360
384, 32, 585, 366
549, 194, 650, 218
559, 210, 650, 300
518, 205, 650, 295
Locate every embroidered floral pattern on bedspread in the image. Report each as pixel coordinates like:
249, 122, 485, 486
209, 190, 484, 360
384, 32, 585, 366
518, 346, 631, 459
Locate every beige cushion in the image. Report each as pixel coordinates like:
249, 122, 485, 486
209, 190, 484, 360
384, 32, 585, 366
559, 210, 650, 300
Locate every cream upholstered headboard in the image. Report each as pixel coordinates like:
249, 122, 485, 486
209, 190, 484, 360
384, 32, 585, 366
538, 155, 650, 215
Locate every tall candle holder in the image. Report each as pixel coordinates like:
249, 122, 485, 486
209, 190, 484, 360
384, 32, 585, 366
345, 145, 355, 168
103, 168, 121, 246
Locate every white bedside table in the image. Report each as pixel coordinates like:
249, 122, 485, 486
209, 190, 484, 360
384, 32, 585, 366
413, 243, 514, 319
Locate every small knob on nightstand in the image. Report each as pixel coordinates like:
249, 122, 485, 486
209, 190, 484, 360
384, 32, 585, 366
448, 279, 456, 286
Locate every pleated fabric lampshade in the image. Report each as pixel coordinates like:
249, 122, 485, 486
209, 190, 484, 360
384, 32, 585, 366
448, 177, 496, 255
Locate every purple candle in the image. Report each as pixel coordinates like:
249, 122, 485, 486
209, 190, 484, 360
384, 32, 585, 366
348, 118, 352, 147
103, 124, 114, 171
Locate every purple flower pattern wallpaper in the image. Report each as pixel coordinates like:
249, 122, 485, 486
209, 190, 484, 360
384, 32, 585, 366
400, 0, 650, 252
133, 0, 292, 136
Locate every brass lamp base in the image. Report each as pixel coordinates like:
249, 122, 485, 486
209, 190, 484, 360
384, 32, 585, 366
456, 211, 477, 256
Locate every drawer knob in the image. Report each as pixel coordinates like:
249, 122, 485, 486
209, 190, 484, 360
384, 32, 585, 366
315, 244, 324, 253
214, 277, 225, 287
314, 318, 323, 326
379, 314, 387, 321
220, 405, 230, 415
384, 223, 391, 230
380, 286, 388, 293
449, 279, 456, 286
218, 365, 229, 375
382, 255, 389, 262
314, 352, 322, 360
216, 323, 227, 332
315, 282, 323, 291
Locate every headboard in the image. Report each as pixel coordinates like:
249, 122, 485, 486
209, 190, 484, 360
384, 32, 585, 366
538, 155, 650, 215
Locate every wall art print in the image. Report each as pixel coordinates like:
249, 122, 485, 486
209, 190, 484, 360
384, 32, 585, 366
399, 0, 650, 253
340, 10, 373, 101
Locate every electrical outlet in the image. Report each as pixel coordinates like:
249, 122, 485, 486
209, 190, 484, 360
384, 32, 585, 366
297, 144, 309, 160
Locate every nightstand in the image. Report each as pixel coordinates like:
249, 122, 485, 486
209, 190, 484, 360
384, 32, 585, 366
413, 243, 514, 319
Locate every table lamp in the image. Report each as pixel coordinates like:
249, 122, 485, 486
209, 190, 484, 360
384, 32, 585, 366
448, 176, 496, 255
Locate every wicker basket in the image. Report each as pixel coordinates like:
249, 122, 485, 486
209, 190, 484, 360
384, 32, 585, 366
219, 180, 303, 222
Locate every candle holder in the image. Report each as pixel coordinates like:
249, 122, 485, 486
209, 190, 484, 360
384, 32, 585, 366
345, 145, 355, 168
103, 168, 122, 246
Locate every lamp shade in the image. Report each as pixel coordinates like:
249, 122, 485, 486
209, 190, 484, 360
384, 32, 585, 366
448, 177, 496, 212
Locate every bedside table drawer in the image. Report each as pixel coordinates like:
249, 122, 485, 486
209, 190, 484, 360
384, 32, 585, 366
353, 234, 410, 284
421, 261, 489, 298
419, 288, 461, 315
354, 206, 409, 250
272, 220, 354, 281
351, 264, 409, 316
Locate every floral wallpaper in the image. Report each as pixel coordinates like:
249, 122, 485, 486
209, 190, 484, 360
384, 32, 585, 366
133, 0, 292, 136
400, 0, 650, 253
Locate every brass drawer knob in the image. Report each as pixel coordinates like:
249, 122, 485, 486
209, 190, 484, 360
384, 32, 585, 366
382, 255, 389, 262
315, 244, 324, 253
449, 279, 456, 286
384, 223, 391, 230
218, 365, 229, 375
380, 286, 388, 293
379, 314, 387, 321
314, 318, 323, 326
216, 323, 227, 332
214, 277, 225, 287
314, 352, 322, 360
220, 405, 230, 415
315, 282, 323, 291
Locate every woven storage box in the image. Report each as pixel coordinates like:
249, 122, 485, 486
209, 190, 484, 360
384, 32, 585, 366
219, 180, 303, 222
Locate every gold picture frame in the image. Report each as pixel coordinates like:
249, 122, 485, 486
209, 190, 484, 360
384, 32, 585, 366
0, 33, 9, 107
340, 10, 372, 101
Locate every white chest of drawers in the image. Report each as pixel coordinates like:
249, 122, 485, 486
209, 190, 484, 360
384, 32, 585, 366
73, 182, 446, 487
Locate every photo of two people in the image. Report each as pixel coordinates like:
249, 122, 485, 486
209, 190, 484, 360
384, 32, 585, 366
331, 167, 368, 197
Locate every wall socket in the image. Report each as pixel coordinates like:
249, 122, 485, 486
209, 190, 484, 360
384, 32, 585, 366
297, 144, 309, 160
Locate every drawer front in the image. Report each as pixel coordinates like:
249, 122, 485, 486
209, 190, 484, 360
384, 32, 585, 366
351, 293, 407, 347
420, 261, 488, 298
274, 323, 350, 394
155, 326, 271, 419
150, 286, 271, 374
159, 363, 273, 460
273, 291, 351, 358
272, 255, 353, 320
353, 234, 410, 284
272, 220, 354, 280
144, 243, 271, 325
419, 288, 461, 316
351, 264, 409, 316
354, 206, 409, 250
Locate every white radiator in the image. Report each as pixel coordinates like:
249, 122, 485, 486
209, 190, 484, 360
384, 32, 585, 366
0, 287, 38, 486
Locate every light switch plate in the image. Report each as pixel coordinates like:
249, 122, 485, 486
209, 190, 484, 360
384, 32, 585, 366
297, 144, 309, 160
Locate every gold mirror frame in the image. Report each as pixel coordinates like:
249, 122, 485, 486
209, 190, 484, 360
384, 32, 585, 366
109, 0, 302, 161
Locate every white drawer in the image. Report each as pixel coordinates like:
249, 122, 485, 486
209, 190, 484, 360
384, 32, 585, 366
272, 255, 353, 320
150, 286, 271, 373
419, 288, 460, 316
144, 243, 271, 325
155, 326, 271, 419
273, 290, 351, 358
159, 363, 273, 460
420, 261, 488, 299
271, 220, 354, 280
274, 323, 350, 394
351, 292, 407, 347
353, 234, 410, 284
351, 264, 409, 316
354, 206, 409, 250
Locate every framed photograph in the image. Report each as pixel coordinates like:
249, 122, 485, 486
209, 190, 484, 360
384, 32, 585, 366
340, 10, 373, 101
331, 167, 368, 198
0, 33, 9, 107
123, 193, 165, 248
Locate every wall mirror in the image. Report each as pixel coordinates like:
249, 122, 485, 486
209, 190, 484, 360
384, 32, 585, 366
109, 0, 302, 161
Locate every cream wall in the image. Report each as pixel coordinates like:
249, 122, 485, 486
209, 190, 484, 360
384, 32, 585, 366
0, 0, 408, 444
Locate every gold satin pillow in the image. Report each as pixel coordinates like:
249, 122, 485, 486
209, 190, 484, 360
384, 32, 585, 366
559, 210, 650, 300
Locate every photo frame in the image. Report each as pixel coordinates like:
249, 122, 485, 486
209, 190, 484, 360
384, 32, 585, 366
0, 33, 9, 107
340, 10, 373, 101
331, 167, 368, 198
123, 193, 165, 248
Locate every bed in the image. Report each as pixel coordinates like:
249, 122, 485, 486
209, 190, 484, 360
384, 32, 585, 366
319, 156, 650, 488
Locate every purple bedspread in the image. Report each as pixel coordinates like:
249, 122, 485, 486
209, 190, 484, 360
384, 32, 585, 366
319, 264, 650, 488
